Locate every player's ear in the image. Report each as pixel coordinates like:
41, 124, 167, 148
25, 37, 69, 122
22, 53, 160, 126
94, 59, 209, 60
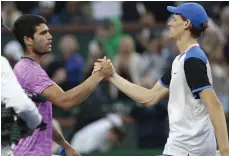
184, 20, 191, 30
24, 36, 33, 47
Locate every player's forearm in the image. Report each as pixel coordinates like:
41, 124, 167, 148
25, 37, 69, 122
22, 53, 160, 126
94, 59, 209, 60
60, 72, 103, 108
109, 73, 153, 103
208, 103, 229, 152
52, 124, 70, 149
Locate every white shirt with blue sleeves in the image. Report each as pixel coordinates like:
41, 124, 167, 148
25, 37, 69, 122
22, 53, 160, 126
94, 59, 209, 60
160, 44, 217, 156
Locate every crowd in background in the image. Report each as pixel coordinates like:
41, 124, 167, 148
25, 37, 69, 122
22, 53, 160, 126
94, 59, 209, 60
2, 1, 229, 26
2, 1, 229, 155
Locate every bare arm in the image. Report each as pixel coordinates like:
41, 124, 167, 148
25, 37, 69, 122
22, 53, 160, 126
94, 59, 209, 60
42, 59, 113, 109
109, 73, 169, 106
52, 123, 69, 149
200, 89, 229, 155
52, 123, 81, 156
42, 72, 103, 109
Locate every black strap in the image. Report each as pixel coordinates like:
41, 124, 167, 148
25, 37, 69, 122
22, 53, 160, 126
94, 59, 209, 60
21, 57, 34, 62
27, 93, 47, 103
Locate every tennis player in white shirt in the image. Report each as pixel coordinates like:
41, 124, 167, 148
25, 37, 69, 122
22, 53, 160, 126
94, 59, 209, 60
1, 56, 42, 155
93, 3, 229, 156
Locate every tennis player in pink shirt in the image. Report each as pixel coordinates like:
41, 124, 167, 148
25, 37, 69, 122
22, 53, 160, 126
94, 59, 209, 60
13, 14, 113, 156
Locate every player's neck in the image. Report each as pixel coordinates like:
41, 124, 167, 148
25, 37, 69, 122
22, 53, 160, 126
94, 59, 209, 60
24, 51, 41, 64
176, 36, 198, 54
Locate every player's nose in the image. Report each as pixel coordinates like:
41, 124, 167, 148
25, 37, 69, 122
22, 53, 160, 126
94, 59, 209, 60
47, 32, 53, 40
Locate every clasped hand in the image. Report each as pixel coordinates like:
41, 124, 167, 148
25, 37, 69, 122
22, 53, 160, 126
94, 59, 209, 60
92, 56, 114, 79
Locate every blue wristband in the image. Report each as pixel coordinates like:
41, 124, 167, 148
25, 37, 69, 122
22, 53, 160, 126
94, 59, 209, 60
58, 148, 66, 156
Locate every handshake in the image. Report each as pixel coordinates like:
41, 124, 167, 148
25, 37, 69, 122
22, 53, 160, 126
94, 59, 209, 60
92, 56, 115, 79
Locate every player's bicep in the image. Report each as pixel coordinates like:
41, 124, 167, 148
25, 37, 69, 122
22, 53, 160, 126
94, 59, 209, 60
184, 57, 212, 99
199, 88, 223, 111
41, 84, 65, 107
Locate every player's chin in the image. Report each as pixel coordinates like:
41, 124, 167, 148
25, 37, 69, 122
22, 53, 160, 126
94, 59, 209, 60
46, 48, 52, 53
169, 33, 177, 40
42, 50, 51, 55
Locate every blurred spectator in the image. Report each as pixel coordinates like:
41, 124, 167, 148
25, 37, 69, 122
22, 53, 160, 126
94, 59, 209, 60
88, 25, 109, 50
201, 18, 226, 63
59, 34, 85, 89
110, 35, 142, 100
160, 29, 177, 68
143, 2, 174, 22
70, 114, 132, 154
122, 2, 139, 22
91, 1, 122, 22
67, 41, 110, 141
14, 2, 38, 14
135, 12, 156, 54
220, 6, 229, 37
46, 60, 66, 87
58, 2, 90, 24
85, 41, 105, 78
202, 2, 229, 24
31, 1, 60, 25
140, 33, 169, 88
130, 101, 168, 148
2, 2, 22, 28
220, 6, 229, 64
40, 53, 55, 70
123, 2, 175, 22
97, 18, 123, 60
3, 40, 23, 67
47, 34, 84, 91
211, 62, 229, 116
121, 2, 145, 22
200, 21, 229, 117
